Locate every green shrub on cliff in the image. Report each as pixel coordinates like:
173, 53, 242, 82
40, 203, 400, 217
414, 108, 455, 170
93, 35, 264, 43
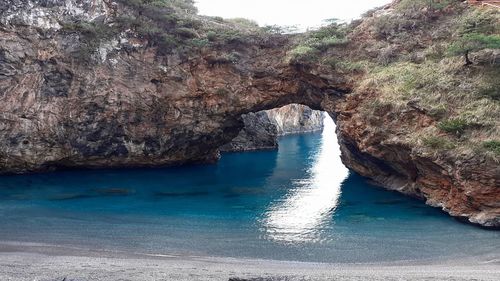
169, 0, 198, 13
226, 18, 260, 29
62, 21, 116, 39
174, 27, 199, 38
302, 35, 348, 52
118, 0, 198, 14
325, 58, 371, 73
208, 29, 247, 45
106, 0, 206, 55
483, 141, 500, 155
63, 0, 283, 60
62, 21, 119, 60
448, 9, 500, 65
448, 33, 500, 65
422, 136, 456, 150
374, 0, 459, 41
358, 55, 498, 107
397, 0, 455, 13
287, 46, 318, 64
292, 0, 500, 161
479, 85, 500, 101
287, 23, 348, 64
62, 0, 203, 59
438, 118, 470, 136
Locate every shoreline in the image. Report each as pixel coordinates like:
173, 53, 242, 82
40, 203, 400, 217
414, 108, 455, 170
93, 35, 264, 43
1, 241, 499, 281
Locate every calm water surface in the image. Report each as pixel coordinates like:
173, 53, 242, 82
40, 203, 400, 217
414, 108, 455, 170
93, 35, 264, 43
0, 116, 498, 263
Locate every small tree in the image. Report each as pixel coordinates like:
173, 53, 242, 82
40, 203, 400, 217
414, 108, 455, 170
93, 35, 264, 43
448, 9, 500, 65
449, 33, 500, 65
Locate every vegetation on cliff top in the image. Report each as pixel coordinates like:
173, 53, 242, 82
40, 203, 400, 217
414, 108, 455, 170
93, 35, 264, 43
290, 0, 499, 160
286, 21, 350, 64
374, 2, 498, 160
62, 0, 284, 61
448, 7, 500, 65
59, 0, 498, 160
366, 1, 499, 160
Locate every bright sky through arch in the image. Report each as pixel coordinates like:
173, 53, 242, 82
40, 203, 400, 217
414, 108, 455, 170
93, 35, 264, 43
195, 0, 393, 29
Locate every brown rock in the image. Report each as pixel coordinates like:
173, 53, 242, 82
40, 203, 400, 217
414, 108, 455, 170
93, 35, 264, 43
0, 0, 498, 229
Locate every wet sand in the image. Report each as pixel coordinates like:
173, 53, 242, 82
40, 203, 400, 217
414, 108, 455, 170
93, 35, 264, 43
0, 242, 499, 281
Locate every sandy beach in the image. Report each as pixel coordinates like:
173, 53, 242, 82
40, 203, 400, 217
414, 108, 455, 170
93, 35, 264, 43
0, 242, 499, 281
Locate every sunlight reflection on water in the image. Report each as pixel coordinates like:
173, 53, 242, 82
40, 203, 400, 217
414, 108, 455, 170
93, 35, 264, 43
261, 113, 350, 243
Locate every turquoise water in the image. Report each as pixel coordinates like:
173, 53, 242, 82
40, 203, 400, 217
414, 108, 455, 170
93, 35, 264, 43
0, 117, 498, 263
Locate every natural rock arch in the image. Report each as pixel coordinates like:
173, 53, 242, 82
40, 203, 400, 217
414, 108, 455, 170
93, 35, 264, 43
0, 25, 349, 174
0, 0, 498, 228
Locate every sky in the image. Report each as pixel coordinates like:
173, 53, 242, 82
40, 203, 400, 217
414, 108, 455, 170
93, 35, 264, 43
195, 0, 393, 29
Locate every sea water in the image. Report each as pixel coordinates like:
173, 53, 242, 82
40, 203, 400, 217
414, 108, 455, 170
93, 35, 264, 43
0, 116, 498, 263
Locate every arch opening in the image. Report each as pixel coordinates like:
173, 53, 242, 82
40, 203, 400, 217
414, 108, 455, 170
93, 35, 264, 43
220, 104, 330, 153
260, 113, 349, 243
218, 103, 351, 243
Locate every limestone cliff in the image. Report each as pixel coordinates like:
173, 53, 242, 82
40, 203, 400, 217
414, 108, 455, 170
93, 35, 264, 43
0, 0, 498, 228
221, 104, 324, 152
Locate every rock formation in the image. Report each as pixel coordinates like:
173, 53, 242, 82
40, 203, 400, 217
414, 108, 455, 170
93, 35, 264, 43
0, 0, 498, 228
268, 104, 324, 136
221, 104, 324, 152
0, 0, 338, 174
220, 110, 279, 152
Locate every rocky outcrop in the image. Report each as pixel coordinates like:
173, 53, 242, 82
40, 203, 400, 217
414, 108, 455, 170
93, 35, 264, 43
0, 0, 343, 174
0, 0, 498, 228
219, 111, 278, 152
267, 104, 324, 136
221, 104, 324, 152
0, 0, 114, 29
334, 97, 500, 228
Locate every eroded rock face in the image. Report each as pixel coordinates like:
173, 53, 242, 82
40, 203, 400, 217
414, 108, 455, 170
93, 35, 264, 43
0, 1, 498, 228
221, 104, 324, 152
0, 1, 344, 173
331, 81, 500, 228
219, 111, 278, 152
0, 0, 114, 29
267, 104, 324, 136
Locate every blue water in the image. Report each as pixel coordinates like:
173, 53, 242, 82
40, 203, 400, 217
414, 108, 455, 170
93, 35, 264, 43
0, 117, 498, 263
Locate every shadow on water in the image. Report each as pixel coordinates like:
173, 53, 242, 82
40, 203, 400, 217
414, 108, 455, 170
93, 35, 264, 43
154, 191, 210, 198
333, 172, 451, 221
0, 146, 281, 203
48, 188, 134, 201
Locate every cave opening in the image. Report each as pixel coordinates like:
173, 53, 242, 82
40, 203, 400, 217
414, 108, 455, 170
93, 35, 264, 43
220, 104, 331, 153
